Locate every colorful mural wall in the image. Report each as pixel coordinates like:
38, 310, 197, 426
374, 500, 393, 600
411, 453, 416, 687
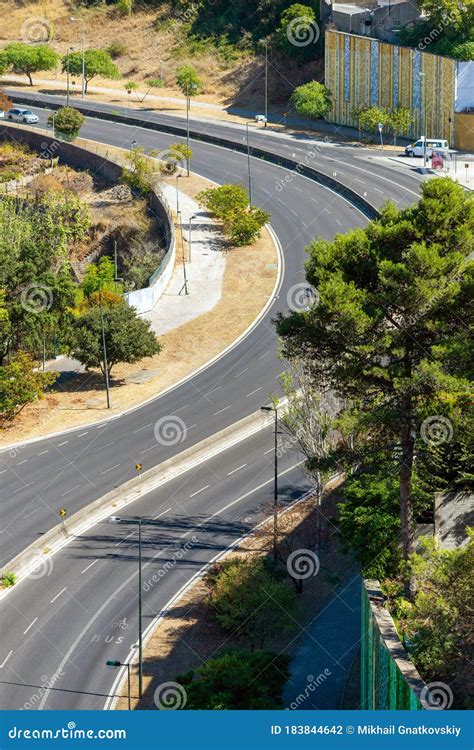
325, 30, 457, 145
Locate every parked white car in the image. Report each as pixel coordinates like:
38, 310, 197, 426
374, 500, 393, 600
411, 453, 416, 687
7, 107, 39, 124
405, 138, 449, 157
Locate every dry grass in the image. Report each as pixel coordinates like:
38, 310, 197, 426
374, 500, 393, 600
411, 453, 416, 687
114, 486, 352, 710
0, 151, 278, 445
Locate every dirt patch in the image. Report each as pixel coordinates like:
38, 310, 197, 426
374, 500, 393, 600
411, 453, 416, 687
114, 485, 353, 710
0, 140, 278, 445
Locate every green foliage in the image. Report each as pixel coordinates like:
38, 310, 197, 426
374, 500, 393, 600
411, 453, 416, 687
176, 64, 202, 96
62, 49, 120, 93
206, 557, 296, 649
124, 81, 139, 94
116, 0, 133, 16
398, 533, 474, 707
177, 650, 290, 709
69, 298, 161, 376
197, 184, 269, 246
0, 351, 56, 421
106, 42, 128, 59
276, 4, 319, 61
2, 43, 59, 86
398, 0, 474, 59
291, 81, 331, 120
0, 192, 88, 362
277, 178, 474, 572
82, 257, 118, 298
121, 146, 158, 194
1, 572, 17, 587
146, 77, 164, 88
448, 41, 474, 60
159, 143, 193, 174
353, 106, 414, 141
48, 107, 85, 139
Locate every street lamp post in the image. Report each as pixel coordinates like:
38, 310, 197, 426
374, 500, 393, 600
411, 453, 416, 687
138, 519, 143, 699
66, 46, 74, 106
178, 210, 189, 295
98, 283, 111, 409
175, 173, 182, 214
106, 660, 131, 709
261, 405, 278, 561
264, 41, 268, 128
185, 83, 197, 176
245, 122, 252, 205
188, 214, 196, 262
70, 17, 85, 99
419, 72, 428, 168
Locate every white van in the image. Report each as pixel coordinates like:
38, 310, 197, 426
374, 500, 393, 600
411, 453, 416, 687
405, 138, 449, 157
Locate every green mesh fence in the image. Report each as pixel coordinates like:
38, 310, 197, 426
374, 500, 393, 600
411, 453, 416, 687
361, 585, 422, 710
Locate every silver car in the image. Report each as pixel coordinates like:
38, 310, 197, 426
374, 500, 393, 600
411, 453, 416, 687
7, 107, 39, 124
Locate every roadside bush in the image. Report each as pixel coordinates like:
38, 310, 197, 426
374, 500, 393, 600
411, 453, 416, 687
49, 107, 85, 140
228, 208, 269, 246
197, 184, 269, 246
176, 650, 290, 709
1, 572, 17, 587
206, 556, 296, 649
107, 42, 128, 59
121, 145, 159, 194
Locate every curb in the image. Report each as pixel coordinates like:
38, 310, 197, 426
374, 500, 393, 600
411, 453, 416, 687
0, 407, 279, 595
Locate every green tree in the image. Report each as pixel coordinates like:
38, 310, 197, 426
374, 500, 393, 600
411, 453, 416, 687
69, 298, 161, 377
48, 107, 85, 140
176, 651, 290, 709
176, 64, 202, 97
291, 81, 332, 121
0, 351, 56, 421
228, 208, 269, 246
276, 4, 319, 61
399, 533, 474, 708
197, 184, 249, 220
124, 81, 139, 96
121, 145, 159, 194
353, 105, 390, 135
276, 178, 473, 589
62, 49, 119, 93
206, 557, 296, 649
388, 107, 414, 145
2, 43, 59, 86
81, 256, 118, 298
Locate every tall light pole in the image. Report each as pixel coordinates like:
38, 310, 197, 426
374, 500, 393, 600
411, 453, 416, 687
106, 660, 131, 709
188, 214, 196, 262
66, 46, 74, 106
175, 173, 182, 214
138, 518, 143, 699
246, 122, 252, 205
70, 17, 85, 99
185, 83, 197, 176
261, 404, 278, 561
178, 210, 188, 295
98, 283, 111, 409
419, 71, 427, 168
264, 41, 268, 128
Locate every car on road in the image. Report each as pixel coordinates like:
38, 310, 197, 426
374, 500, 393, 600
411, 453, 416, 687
7, 107, 39, 124
405, 138, 449, 157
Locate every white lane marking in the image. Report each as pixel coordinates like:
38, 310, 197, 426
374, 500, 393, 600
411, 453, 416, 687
204, 385, 221, 397
132, 423, 153, 434
263, 448, 273, 455
50, 587, 67, 604
324, 208, 331, 214
354, 178, 366, 185
16, 459, 28, 466
77, 432, 89, 438
23, 507, 41, 519
61, 485, 81, 496
213, 405, 231, 415
227, 464, 247, 476
97, 424, 107, 429
246, 387, 262, 397
57, 441, 68, 447
0, 469, 7, 474
0, 650, 13, 668
235, 368, 248, 377
38, 450, 49, 456
336, 219, 342, 226
153, 507, 172, 520
175, 404, 189, 413
374, 187, 384, 194
258, 351, 270, 360
12, 483, 33, 496
189, 484, 210, 498
23, 617, 38, 635
99, 463, 121, 475
81, 559, 98, 575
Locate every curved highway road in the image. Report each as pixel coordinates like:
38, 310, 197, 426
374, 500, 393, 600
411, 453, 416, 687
0, 96, 428, 709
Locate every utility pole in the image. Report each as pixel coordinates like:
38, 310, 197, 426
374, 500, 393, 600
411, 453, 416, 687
261, 405, 278, 561
178, 211, 188, 295
98, 284, 111, 409
188, 214, 196, 262
264, 41, 268, 128
71, 17, 86, 99
246, 122, 252, 205
138, 519, 143, 699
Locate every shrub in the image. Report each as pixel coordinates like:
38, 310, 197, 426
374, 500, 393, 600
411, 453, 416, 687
228, 207, 269, 246
107, 42, 128, 59
48, 107, 85, 140
291, 81, 332, 120
121, 145, 159, 194
1, 572, 17, 587
176, 650, 290, 709
197, 184, 269, 246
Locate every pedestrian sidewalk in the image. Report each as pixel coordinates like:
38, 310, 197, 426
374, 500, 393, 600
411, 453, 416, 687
142, 184, 226, 336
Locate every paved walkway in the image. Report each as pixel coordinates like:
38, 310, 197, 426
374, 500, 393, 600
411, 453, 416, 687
142, 185, 226, 335
282, 571, 361, 710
